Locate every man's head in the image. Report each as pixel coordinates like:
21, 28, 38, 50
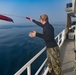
40, 14, 48, 24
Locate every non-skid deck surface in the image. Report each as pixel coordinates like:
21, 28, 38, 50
60, 39, 75, 75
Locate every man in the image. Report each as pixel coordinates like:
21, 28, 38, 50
26, 14, 63, 75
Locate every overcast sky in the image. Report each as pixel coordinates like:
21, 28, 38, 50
0, 0, 72, 25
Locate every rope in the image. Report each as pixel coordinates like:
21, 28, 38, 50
0, 13, 25, 18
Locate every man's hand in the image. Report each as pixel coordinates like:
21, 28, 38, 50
26, 17, 32, 21
29, 30, 36, 37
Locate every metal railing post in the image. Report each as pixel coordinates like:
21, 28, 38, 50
58, 35, 60, 46
62, 30, 65, 43
27, 65, 31, 75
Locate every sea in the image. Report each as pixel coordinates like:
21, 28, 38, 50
0, 24, 65, 75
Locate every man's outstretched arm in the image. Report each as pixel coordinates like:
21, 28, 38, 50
26, 17, 43, 27
32, 20, 43, 28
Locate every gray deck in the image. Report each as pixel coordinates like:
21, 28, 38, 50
60, 39, 75, 75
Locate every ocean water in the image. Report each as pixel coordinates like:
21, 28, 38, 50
0, 24, 65, 75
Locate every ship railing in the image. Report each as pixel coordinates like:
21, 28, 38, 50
14, 28, 67, 75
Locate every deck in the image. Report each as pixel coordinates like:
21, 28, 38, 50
60, 39, 75, 75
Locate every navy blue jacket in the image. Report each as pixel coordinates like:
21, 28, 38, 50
32, 20, 57, 48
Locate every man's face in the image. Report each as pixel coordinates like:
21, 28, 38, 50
39, 18, 43, 24
40, 19, 43, 24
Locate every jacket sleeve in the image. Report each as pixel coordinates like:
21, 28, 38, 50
36, 27, 54, 41
32, 20, 43, 28
36, 32, 50, 40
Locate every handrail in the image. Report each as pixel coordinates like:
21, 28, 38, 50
35, 58, 47, 75
14, 47, 46, 75
14, 28, 67, 75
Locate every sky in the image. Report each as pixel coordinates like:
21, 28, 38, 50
0, 0, 72, 25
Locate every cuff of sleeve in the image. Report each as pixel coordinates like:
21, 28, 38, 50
32, 19, 35, 22
36, 32, 38, 36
